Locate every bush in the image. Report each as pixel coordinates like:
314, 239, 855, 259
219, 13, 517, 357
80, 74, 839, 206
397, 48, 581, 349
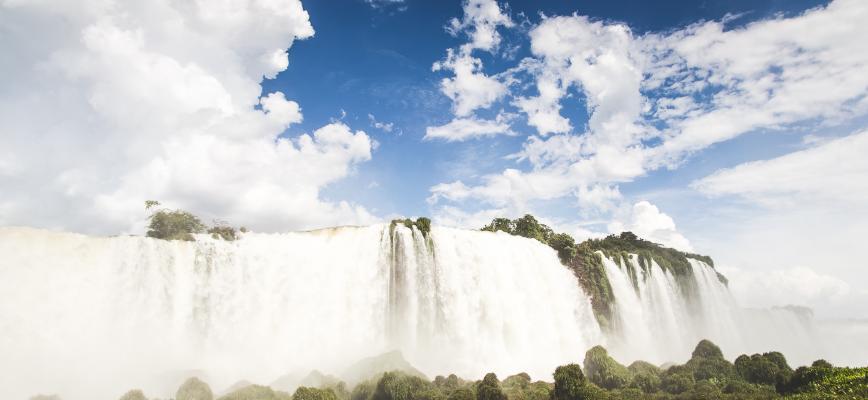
147, 209, 206, 241
583, 346, 631, 390
219, 385, 292, 400
293, 387, 338, 400
476, 373, 506, 400
660, 366, 695, 394
627, 361, 660, 394
176, 377, 214, 400
552, 364, 604, 400
119, 390, 147, 400
686, 340, 736, 383
811, 359, 833, 369
208, 224, 238, 241
548, 233, 577, 264
372, 372, 439, 400
734, 352, 793, 388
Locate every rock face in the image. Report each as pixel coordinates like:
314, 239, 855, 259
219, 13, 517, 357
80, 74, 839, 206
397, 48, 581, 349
118, 389, 148, 400
176, 377, 214, 400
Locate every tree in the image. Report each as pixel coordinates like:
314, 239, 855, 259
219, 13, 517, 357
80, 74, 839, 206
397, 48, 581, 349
176, 377, 213, 400
548, 233, 577, 264
627, 361, 661, 394
476, 373, 506, 400
293, 387, 338, 400
686, 340, 735, 382
583, 346, 631, 390
481, 218, 513, 233
118, 390, 147, 400
552, 364, 602, 400
415, 217, 432, 237
660, 366, 695, 394
145, 200, 207, 242
221, 385, 292, 400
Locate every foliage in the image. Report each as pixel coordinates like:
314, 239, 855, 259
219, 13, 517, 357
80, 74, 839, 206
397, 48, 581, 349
118, 390, 147, 400
551, 364, 605, 400
176, 377, 214, 400
686, 340, 737, 383
209, 224, 238, 241
501, 373, 551, 400
370, 371, 441, 400
781, 365, 868, 397
146, 208, 206, 241
144, 201, 244, 242
219, 384, 292, 400
660, 365, 696, 394
627, 361, 661, 393
735, 352, 793, 388
583, 346, 632, 390
476, 373, 507, 400
811, 360, 834, 369
293, 387, 339, 400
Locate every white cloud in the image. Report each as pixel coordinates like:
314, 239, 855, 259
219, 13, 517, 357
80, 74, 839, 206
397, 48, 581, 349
431, 0, 513, 119
0, 0, 378, 234
433, 49, 509, 118
446, 0, 514, 53
424, 113, 515, 142
608, 201, 693, 251
428, 0, 868, 224
692, 130, 868, 207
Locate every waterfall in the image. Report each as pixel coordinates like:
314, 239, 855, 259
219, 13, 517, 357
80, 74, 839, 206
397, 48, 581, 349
0, 226, 601, 400
600, 254, 819, 366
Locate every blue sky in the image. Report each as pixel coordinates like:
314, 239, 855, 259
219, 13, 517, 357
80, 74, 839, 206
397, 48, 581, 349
1, 0, 866, 317
265, 0, 835, 230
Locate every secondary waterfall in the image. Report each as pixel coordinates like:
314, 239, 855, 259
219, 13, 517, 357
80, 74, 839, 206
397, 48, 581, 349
0, 226, 601, 400
600, 254, 819, 366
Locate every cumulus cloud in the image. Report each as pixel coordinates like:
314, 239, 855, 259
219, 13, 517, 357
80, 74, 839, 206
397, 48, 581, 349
446, 0, 514, 53
0, 0, 378, 234
424, 113, 515, 141
609, 201, 693, 251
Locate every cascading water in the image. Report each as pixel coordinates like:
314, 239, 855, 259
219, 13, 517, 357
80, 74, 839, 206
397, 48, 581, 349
0, 225, 601, 400
600, 254, 819, 366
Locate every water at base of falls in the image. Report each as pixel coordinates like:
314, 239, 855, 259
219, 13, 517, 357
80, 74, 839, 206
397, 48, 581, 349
0, 225, 601, 400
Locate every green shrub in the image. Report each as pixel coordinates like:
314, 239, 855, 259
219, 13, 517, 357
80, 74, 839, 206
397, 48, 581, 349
176, 377, 214, 400
476, 373, 506, 400
627, 361, 661, 393
372, 371, 439, 400
208, 224, 238, 241
686, 340, 736, 383
583, 346, 632, 390
447, 388, 474, 400
660, 366, 695, 394
218, 384, 292, 400
293, 387, 338, 400
811, 360, 833, 369
734, 352, 793, 388
118, 390, 147, 400
147, 209, 206, 241
552, 364, 604, 400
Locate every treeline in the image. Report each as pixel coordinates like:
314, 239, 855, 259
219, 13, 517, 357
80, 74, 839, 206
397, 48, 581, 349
480, 215, 724, 328
88, 340, 865, 400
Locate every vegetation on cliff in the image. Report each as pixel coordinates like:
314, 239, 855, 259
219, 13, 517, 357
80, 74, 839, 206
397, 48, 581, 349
479, 214, 723, 328
102, 340, 865, 400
